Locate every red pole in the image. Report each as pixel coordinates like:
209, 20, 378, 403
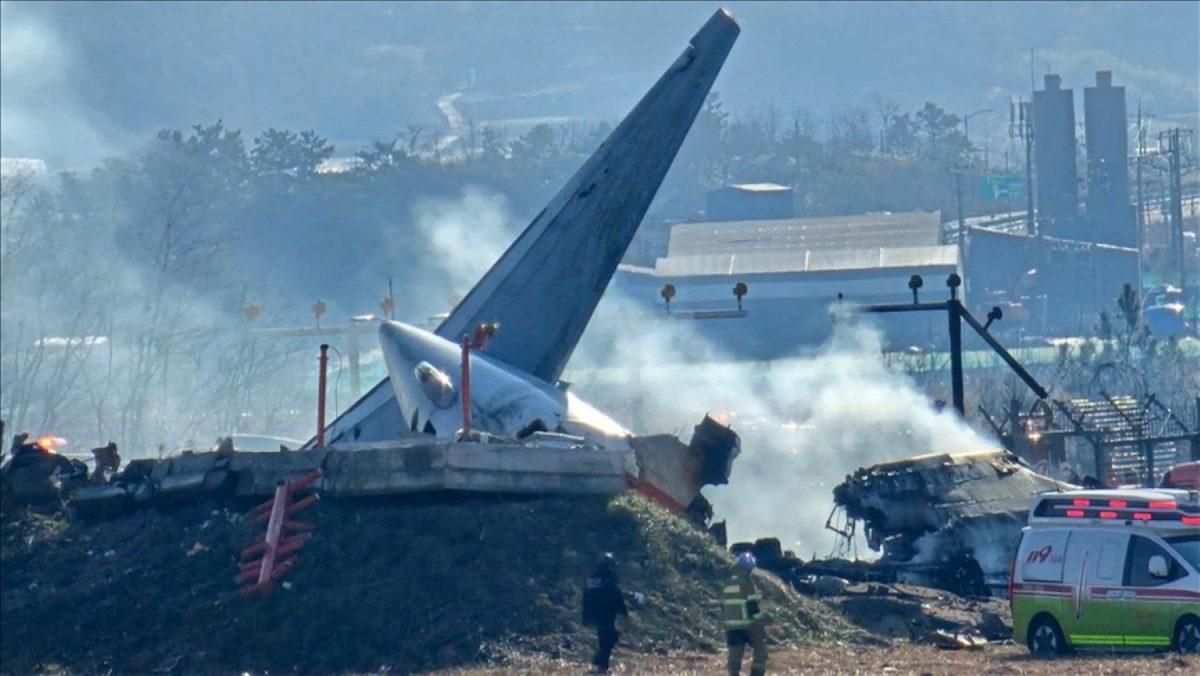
460, 336, 472, 438
316, 344, 329, 447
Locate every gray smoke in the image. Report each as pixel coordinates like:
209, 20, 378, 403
0, 3, 119, 167
406, 189, 999, 558
572, 294, 995, 558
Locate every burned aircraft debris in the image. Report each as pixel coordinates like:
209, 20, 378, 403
34, 413, 738, 523
831, 449, 1075, 596
0, 434, 89, 511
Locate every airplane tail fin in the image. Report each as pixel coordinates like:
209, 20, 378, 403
435, 8, 739, 382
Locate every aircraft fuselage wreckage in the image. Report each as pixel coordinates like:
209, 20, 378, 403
308, 9, 743, 508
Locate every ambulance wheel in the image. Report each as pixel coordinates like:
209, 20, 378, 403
1027, 616, 1067, 657
1175, 617, 1200, 654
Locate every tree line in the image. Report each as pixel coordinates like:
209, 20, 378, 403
0, 96, 1106, 456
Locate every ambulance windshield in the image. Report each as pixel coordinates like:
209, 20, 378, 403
1165, 535, 1200, 572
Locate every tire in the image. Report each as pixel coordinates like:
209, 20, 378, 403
1027, 616, 1068, 657
1175, 617, 1200, 654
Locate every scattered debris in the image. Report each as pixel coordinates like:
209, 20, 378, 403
929, 628, 988, 650
90, 442, 121, 485
629, 415, 740, 512
820, 582, 1011, 643
0, 433, 89, 511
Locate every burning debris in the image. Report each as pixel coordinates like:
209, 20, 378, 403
830, 449, 1074, 596
629, 415, 739, 513
0, 434, 88, 511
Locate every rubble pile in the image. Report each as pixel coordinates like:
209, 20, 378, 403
0, 493, 855, 674
728, 539, 1012, 645
822, 582, 1011, 643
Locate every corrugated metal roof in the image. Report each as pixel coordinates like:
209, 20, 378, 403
668, 210, 942, 257
652, 245, 958, 277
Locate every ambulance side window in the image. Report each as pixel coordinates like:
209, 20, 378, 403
1096, 543, 1122, 581
1125, 536, 1184, 587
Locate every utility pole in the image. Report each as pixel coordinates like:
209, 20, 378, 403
1134, 101, 1149, 295
955, 170, 966, 241
947, 278, 965, 415
955, 169, 967, 282
1135, 101, 1145, 241
1132, 100, 1142, 277
1010, 99, 1036, 235
1161, 128, 1188, 295
963, 108, 993, 160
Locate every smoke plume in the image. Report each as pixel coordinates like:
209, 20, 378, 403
406, 187, 521, 317
572, 295, 995, 558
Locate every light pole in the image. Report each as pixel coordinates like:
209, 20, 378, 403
963, 108, 994, 163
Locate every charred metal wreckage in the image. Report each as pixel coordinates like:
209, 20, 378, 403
830, 450, 1074, 596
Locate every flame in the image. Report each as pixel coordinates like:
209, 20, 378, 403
35, 436, 67, 453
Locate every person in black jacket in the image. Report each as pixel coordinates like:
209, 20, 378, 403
581, 552, 628, 673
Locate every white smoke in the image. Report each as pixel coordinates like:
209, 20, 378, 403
0, 2, 117, 167
408, 187, 521, 315
572, 294, 995, 558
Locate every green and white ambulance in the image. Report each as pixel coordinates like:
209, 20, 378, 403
1010, 488, 1200, 655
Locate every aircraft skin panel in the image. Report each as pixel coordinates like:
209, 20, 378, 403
315, 9, 739, 447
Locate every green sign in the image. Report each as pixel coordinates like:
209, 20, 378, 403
980, 173, 1025, 203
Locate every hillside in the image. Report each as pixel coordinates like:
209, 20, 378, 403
0, 493, 858, 674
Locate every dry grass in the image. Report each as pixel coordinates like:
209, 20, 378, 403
446, 643, 1198, 675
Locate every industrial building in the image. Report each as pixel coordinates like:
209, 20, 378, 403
1031, 74, 1079, 232
613, 210, 959, 358
965, 71, 1141, 337
613, 69, 1146, 358
966, 228, 1139, 336
1084, 71, 1135, 248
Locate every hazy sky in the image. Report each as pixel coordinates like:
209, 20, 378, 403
3, 1, 1198, 167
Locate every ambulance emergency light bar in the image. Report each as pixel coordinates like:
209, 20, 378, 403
1033, 494, 1200, 525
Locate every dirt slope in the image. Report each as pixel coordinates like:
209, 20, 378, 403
1, 493, 856, 674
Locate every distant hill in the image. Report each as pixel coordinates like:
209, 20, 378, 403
3, 1, 1197, 168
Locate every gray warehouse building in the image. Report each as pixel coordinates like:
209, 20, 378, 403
613, 211, 958, 358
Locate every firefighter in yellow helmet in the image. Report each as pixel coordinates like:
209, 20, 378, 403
722, 551, 768, 676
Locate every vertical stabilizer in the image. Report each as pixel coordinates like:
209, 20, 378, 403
436, 9, 739, 381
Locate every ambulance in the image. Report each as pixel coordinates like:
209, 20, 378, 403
1010, 488, 1200, 655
